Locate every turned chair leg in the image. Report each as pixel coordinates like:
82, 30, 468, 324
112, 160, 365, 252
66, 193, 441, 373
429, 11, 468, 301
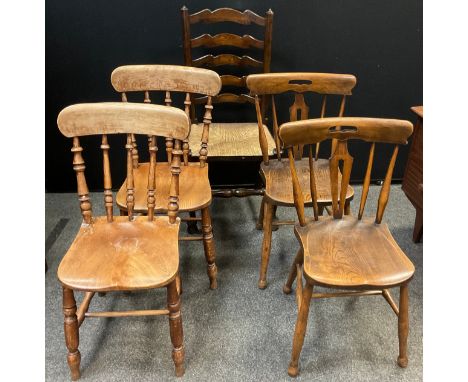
283, 249, 304, 294
187, 210, 201, 234
344, 199, 351, 215
167, 278, 185, 377
256, 196, 266, 230
398, 283, 409, 368
258, 201, 274, 289
201, 207, 218, 289
63, 287, 81, 381
288, 281, 314, 377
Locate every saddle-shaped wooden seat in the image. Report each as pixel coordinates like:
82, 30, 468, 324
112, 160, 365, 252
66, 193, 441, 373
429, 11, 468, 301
297, 216, 414, 288
261, 159, 354, 206
116, 163, 211, 212
58, 216, 180, 292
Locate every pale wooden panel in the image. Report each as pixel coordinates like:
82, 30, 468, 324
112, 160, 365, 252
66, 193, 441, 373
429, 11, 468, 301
279, 117, 413, 146
111, 65, 222, 96
297, 216, 415, 289
260, 159, 354, 206
57, 102, 190, 139
188, 122, 276, 157
116, 162, 212, 212
57, 216, 180, 291
246, 72, 357, 95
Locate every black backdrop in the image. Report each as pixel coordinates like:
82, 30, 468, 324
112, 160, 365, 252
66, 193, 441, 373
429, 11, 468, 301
46, 0, 422, 192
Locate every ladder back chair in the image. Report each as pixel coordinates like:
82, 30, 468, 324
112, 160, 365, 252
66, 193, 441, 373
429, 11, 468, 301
278, 117, 415, 377
111, 65, 222, 289
181, 6, 276, 196
56, 102, 190, 379
246, 72, 357, 289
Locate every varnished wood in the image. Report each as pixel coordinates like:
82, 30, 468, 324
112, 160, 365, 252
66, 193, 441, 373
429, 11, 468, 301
58, 102, 190, 139
111, 65, 222, 96
201, 207, 217, 289
255, 95, 270, 164
258, 201, 274, 289
57, 103, 187, 378
402, 106, 423, 242
111, 65, 220, 290
280, 116, 414, 376
246, 72, 356, 95
188, 122, 276, 157
85, 309, 169, 318
167, 279, 185, 376
189, 8, 266, 26
182, 6, 274, 165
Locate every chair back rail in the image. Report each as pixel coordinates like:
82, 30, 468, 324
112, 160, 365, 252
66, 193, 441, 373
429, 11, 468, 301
247, 72, 357, 163
278, 117, 413, 224
57, 102, 190, 224
111, 65, 221, 167
182, 7, 273, 107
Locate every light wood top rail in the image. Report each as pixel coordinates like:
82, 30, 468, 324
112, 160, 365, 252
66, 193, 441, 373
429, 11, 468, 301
189, 8, 267, 26
57, 102, 190, 139
279, 117, 413, 146
111, 65, 221, 96
247, 73, 357, 95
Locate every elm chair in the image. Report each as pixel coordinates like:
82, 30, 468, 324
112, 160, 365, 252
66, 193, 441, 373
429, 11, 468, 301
181, 6, 276, 197
278, 117, 415, 377
112, 65, 222, 289
56, 102, 190, 379
246, 73, 356, 289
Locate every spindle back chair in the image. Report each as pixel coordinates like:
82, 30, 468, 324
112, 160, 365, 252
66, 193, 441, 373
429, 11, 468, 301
181, 6, 276, 196
278, 117, 415, 377
111, 65, 222, 289
246, 72, 357, 289
56, 102, 190, 379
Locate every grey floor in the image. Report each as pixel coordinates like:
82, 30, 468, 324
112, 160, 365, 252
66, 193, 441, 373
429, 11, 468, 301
45, 185, 422, 382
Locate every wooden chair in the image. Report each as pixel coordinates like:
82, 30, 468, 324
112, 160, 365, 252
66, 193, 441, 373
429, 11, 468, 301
278, 117, 415, 377
111, 65, 222, 289
246, 73, 357, 289
56, 102, 190, 379
181, 6, 276, 196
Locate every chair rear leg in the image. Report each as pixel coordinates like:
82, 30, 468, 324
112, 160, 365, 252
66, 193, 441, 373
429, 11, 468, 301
167, 278, 185, 377
62, 287, 81, 381
283, 249, 304, 294
258, 201, 274, 289
288, 281, 314, 377
201, 207, 218, 289
398, 283, 409, 367
256, 196, 266, 230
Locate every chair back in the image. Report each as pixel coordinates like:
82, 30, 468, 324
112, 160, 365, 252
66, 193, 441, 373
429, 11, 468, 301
111, 65, 222, 167
278, 117, 413, 224
57, 102, 190, 223
246, 72, 357, 164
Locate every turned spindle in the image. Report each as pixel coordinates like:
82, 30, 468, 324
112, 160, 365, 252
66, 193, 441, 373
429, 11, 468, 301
126, 134, 135, 219
72, 137, 92, 224
168, 139, 182, 224
199, 96, 212, 167
101, 134, 113, 222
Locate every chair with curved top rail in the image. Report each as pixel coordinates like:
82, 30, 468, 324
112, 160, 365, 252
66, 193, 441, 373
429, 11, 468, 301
278, 116, 414, 377
246, 72, 356, 289
112, 65, 222, 290
181, 6, 276, 196
56, 102, 189, 379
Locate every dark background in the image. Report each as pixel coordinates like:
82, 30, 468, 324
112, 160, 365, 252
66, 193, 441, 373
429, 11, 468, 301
46, 0, 422, 192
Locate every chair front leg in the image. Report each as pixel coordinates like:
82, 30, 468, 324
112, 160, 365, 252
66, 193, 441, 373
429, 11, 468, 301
283, 248, 304, 294
201, 207, 218, 289
258, 201, 274, 289
167, 278, 185, 377
256, 196, 266, 230
63, 287, 81, 381
398, 283, 409, 367
288, 280, 314, 377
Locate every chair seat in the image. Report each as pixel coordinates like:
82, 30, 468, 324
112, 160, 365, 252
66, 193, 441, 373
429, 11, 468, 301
260, 158, 354, 206
296, 216, 415, 289
188, 122, 276, 158
57, 216, 180, 292
116, 162, 211, 212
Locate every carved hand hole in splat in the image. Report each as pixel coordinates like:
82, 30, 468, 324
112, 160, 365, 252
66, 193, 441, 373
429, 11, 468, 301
329, 125, 358, 133
288, 79, 312, 85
